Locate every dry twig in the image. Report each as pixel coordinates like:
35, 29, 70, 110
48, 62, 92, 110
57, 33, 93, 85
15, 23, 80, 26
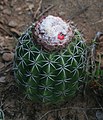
0, 62, 13, 74
0, 24, 12, 36
39, 107, 102, 120
36, 4, 54, 20
83, 110, 89, 120
34, 0, 43, 20
93, 90, 103, 111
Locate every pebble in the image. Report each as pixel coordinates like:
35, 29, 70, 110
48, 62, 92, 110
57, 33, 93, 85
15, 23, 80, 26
0, 5, 3, 10
26, 4, 34, 10
2, 52, 14, 62
0, 76, 6, 83
58, 11, 65, 16
15, 7, 22, 11
3, 9, 11, 15
0, 62, 5, 69
8, 20, 18, 27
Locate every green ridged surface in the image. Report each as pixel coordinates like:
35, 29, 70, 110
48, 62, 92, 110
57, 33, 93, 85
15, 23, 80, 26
14, 25, 87, 104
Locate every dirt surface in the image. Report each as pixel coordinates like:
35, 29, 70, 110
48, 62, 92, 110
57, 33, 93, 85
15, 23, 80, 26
0, 0, 103, 120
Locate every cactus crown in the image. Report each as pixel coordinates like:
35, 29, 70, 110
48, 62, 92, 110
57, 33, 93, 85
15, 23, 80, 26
33, 15, 74, 51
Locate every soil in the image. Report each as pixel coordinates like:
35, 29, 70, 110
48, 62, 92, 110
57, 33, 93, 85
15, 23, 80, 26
0, 0, 103, 120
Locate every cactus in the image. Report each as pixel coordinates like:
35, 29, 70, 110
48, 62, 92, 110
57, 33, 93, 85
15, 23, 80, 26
14, 15, 88, 104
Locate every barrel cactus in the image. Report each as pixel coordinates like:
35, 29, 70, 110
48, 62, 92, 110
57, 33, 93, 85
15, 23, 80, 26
14, 15, 88, 104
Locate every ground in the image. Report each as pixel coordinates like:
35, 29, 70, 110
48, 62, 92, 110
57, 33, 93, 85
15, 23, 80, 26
0, 0, 103, 120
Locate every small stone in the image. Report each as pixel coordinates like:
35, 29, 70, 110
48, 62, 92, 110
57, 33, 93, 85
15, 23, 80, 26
15, 7, 22, 11
0, 1, 4, 5
0, 5, 3, 10
8, 21, 18, 27
0, 62, 5, 69
2, 52, 14, 62
26, 4, 34, 10
0, 76, 6, 83
58, 11, 65, 16
3, 9, 11, 15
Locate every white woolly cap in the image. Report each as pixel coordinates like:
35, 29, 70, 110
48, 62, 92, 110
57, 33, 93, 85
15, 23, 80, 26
40, 15, 68, 39
35, 15, 73, 51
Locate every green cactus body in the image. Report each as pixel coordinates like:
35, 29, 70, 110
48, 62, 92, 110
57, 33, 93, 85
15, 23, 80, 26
14, 15, 87, 103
